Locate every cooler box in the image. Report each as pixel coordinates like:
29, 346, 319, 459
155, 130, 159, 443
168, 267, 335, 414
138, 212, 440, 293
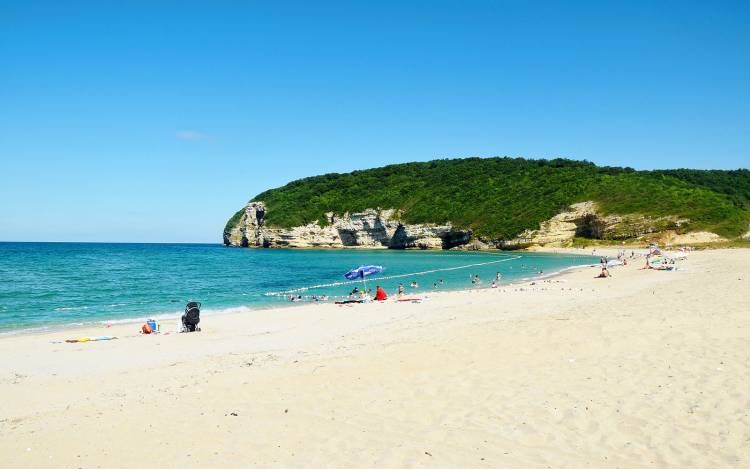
146, 319, 159, 333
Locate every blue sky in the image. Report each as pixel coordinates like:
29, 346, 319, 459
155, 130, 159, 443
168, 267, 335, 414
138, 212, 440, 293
1, 1, 748, 243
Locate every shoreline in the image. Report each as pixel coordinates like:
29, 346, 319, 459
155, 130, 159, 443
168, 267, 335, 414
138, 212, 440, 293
0, 249, 611, 339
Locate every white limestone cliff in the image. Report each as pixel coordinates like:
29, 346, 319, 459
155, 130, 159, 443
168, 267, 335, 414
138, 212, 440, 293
223, 202, 471, 249
224, 200, 713, 250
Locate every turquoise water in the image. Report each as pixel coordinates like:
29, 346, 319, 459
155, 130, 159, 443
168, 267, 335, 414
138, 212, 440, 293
0, 243, 596, 333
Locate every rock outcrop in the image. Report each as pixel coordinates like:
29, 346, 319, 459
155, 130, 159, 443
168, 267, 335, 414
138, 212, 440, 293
223, 202, 471, 249
502, 202, 690, 248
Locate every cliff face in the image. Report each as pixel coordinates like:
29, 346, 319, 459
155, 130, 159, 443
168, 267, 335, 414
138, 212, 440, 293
501, 202, 692, 248
223, 202, 471, 249
224, 200, 714, 249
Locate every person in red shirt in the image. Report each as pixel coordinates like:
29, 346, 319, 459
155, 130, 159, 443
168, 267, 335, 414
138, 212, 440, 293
374, 285, 388, 301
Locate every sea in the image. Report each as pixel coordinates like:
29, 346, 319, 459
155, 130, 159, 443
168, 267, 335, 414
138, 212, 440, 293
0, 242, 597, 334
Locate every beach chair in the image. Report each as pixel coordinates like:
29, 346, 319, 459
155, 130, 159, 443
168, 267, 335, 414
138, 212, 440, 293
181, 301, 201, 332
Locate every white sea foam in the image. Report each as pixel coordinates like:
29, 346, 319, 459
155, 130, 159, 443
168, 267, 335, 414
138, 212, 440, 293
54, 306, 89, 312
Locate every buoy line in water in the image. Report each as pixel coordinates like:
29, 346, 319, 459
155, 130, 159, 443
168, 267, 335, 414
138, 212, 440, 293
264, 254, 522, 297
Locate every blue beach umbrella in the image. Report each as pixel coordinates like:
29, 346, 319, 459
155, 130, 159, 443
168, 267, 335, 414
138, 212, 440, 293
344, 265, 384, 280
344, 265, 384, 295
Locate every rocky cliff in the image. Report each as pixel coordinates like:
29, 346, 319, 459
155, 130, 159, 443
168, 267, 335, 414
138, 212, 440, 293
500, 202, 693, 248
224, 200, 722, 250
223, 202, 471, 249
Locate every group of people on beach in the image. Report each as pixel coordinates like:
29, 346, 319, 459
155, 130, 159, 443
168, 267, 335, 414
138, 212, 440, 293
287, 265, 572, 304
287, 294, 329, 302
638, 243, 690, 271
283, 245, 694, 304
595, 244, 689, 276
338, 277, 449, 303
347, 284, 397, 301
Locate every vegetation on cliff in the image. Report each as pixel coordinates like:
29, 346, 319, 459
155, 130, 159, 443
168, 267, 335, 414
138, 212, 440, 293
229, 158, 750, 240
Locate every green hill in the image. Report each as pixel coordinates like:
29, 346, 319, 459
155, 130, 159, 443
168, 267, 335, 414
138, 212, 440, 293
226, 157, 750, 241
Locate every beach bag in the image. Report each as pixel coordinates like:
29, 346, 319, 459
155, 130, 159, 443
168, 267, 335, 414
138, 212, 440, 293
141, 323, 152, 334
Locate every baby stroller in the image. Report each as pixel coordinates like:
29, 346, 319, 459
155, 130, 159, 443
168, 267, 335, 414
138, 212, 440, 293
181, 301, 201, 332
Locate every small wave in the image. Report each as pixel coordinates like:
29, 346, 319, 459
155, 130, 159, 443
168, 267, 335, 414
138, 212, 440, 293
54, 306, 89, 312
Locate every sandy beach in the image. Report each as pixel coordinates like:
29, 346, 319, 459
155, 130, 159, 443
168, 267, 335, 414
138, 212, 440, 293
1, 248, 748, 468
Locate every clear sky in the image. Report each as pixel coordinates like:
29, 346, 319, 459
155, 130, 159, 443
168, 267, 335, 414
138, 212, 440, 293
1, 1, 748, 243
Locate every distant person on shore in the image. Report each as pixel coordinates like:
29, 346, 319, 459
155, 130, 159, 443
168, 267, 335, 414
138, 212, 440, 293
596, 267, 611, 278
439, 279, 444, 286
374, 286, 388, 301
397, 283, 405, 296
433, 282, 437, 289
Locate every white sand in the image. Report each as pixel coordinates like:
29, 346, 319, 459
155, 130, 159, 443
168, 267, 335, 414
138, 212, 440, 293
1, 249, 748, 468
